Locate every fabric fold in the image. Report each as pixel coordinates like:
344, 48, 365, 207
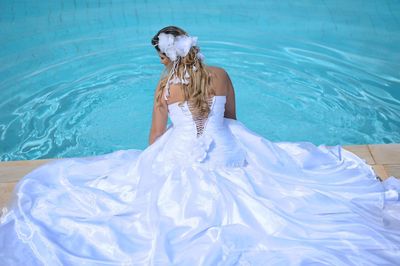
1, 96, 400, 265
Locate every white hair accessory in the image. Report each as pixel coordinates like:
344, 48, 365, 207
157, 33, 200, 62
196, 52, 205, 61
157, 32, 205, 100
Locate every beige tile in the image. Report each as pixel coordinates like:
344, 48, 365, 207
0, 182, 17, 211
342, 145, 375, 165
368, 144, 400, 165
0, 159, 56, 183
383, 164, 400, 179
370, 164, 389, 181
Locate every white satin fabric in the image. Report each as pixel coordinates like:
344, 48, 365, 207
1, 95, 400, 266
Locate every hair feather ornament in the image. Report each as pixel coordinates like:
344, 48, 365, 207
157, 32, 205, 100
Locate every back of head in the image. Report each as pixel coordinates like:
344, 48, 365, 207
151, 26, 214, 118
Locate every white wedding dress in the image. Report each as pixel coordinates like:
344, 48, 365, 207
1, 95, 400, 266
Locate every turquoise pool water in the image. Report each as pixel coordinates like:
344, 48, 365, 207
0, 0, 399, 161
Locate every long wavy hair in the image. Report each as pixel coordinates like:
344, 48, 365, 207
151, 26, 214, 118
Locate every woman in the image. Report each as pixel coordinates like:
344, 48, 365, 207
0, 25, 400, 266
149, 26, 236, 145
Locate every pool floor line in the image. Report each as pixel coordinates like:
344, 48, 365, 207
0, 143, 399, 209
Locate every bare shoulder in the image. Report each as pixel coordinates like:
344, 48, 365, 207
205, 65, 231, 95
206, 66, 236, 119
205, 65, 227, 77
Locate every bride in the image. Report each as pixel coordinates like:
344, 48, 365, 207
1, 25, 400, 266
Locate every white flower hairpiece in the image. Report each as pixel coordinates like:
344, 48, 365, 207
157, 32, 205, 100
157, 32, 203, 62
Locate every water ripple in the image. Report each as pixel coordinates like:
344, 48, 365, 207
1, 23, 399, 161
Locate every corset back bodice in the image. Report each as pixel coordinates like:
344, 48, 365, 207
168, 95, 226, 136
153, 95, 247, 169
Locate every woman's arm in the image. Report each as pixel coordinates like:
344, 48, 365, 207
148, 82, 168, 145
224, 70, 237, 120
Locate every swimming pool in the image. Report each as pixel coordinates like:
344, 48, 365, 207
0, 0, 399, 161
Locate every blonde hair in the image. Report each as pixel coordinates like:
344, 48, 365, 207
151, 26, 214, 118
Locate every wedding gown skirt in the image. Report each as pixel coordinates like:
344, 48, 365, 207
1, 95, 400, 266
